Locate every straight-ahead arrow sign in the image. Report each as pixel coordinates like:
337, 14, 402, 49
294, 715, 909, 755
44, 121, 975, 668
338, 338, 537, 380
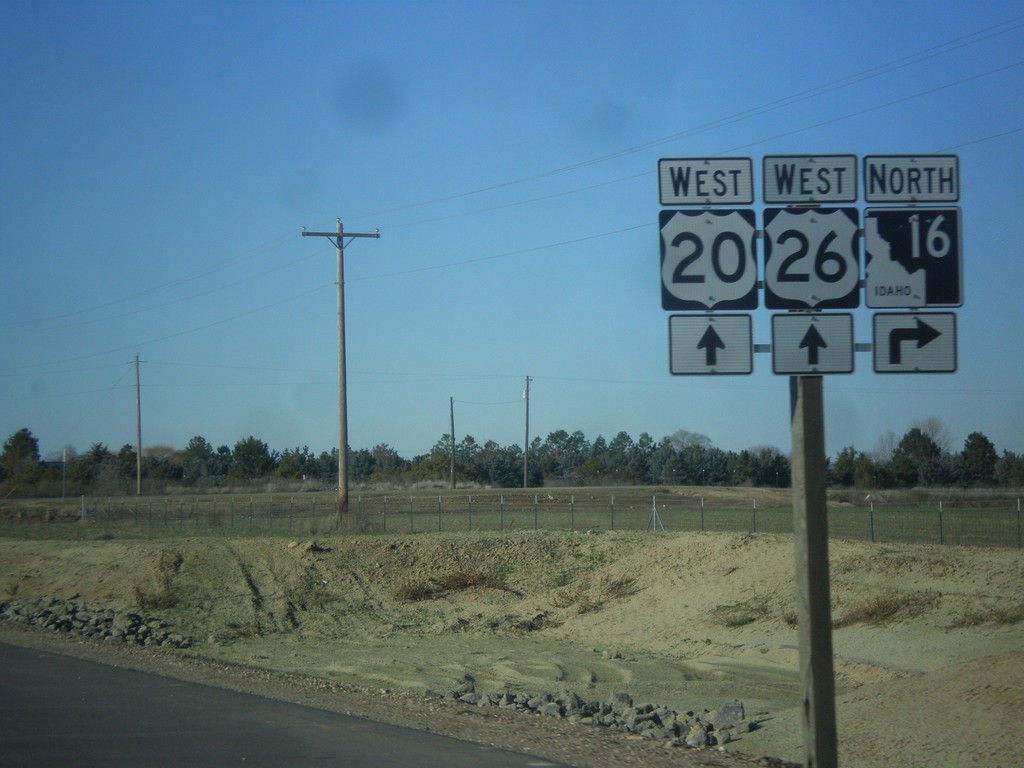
800, 325, 828, 366
698, 325, 726, 366
771, 313, 853, 375
669, 314, 752, 375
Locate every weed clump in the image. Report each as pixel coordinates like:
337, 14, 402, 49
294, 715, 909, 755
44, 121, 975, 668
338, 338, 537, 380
391, 567, 508, 602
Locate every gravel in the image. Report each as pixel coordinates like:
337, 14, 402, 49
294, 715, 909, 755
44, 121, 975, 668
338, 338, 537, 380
0, 618, 795, 768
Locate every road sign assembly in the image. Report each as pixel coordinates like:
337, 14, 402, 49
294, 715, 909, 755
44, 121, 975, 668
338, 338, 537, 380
656, 152, 965, 768
657, 152, 961, 376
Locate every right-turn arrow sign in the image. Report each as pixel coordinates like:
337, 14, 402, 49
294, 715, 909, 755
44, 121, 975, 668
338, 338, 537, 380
873, 312, 956, 373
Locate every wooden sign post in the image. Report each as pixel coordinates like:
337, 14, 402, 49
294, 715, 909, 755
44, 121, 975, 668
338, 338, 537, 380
790, 375, 838, 768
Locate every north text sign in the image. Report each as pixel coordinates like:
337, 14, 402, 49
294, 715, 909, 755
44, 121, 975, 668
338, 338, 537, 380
864, 155, 959, 203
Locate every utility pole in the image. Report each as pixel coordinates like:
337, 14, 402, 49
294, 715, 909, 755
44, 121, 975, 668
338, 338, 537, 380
523, 376, 532, 488
449, 396, 456, 490
301, 220, 380, 513
134, 354, 143, 496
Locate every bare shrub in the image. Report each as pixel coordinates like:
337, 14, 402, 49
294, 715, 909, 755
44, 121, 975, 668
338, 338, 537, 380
601, 574, 638, 601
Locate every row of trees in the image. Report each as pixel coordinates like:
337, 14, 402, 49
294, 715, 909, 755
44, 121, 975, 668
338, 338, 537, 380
2, 422, 1022, 498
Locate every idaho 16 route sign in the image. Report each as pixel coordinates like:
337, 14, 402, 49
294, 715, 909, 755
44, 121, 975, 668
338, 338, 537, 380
865, 207, 963, 308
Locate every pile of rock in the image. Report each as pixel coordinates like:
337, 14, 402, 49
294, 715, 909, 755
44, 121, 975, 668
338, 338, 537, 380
428, 679, 757, 747
0, 597, 194, 649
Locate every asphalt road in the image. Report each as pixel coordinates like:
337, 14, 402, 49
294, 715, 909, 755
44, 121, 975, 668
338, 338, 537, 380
0, 642, 565, 767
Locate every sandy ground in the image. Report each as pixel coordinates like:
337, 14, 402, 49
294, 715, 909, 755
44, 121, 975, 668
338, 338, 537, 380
1, 529, 1022, 767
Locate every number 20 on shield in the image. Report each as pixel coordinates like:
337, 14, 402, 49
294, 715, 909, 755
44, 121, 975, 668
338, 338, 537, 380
659, 209, 759, 311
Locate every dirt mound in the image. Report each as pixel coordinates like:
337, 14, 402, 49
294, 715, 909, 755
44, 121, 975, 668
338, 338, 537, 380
1, 530, 1022, 766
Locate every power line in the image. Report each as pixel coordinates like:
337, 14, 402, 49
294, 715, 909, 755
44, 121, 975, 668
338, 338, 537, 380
5, 23, 1023, 372
0, 232, 297, 331
0, 281, 334, 373
348, 222, 650, 282
352, 14, 1024, 220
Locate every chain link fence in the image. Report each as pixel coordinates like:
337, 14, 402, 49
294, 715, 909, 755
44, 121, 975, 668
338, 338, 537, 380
37, 491, 1021, 548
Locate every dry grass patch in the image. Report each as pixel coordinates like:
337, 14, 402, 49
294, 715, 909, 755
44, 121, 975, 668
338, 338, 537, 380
716, 597, 771, 628
392, 567, 507, 602
833, 589, 939, 628
947, 601, 1024, 628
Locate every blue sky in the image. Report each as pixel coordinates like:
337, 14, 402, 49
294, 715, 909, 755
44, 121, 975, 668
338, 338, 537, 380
2, 0, 1023, 464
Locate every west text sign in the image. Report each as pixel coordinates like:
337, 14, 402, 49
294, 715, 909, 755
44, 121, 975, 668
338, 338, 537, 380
658, 157, 754, 206
763, 155, 857, 204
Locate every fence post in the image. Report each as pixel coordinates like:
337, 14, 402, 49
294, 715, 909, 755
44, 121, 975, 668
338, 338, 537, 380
500, 495, 504, 531
869, 500, 875, 543
571, 495, 575, 531
438, 496, 442, 532
383, 496, 388, 533
610, 495, 615, 531
534, 495, 538, 530
752, 498, 757, 533
467, 495, 472, 532
700, 497, 705, 532
938, 501, 945, 545
409, 496, 414, 534
1017, 499, 1021, 549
